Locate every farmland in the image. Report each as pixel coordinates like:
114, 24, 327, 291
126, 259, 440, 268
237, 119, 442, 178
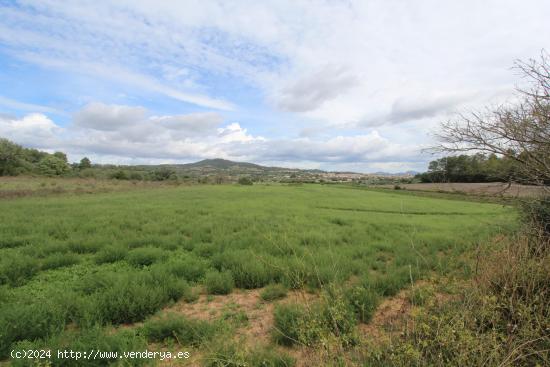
0, 181, 516, 366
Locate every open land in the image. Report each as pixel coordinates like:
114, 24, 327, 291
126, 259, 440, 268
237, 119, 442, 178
0, 180, 517, 366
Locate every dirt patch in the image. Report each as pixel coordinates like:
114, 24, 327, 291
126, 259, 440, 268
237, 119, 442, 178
167, 288, 317, 345
359, 288, 411, 341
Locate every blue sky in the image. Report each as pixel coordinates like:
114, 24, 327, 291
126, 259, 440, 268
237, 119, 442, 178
1, 0, 549, 172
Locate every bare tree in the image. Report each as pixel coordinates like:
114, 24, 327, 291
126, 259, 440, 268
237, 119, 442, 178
433, 51, 550, 190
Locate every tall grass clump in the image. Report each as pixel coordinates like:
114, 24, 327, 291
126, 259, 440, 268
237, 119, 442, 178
260, 284, 288, 301
93, 271, 186, 324
204, 270, 234, 295
94, 246, 128, 264
157, 255, 208, 282
0, 255, 39, 286
41, 252, 80, 270
11, 327, 147, 367
344, 285, 380, 323
141, 313, 216, 346
127, 247, 168, 267
273, 288, 358, 349
0, 300, 67, 358
212, 250, 278, 289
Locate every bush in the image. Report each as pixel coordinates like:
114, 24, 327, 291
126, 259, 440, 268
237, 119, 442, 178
272, 304, 306, 346
41, 253, 80, 270
260, 284, 288, 301
141, 314, 216, 346
127, 247, 167, 267
238, 177, 253, 185
11, 327, 147, 367
204, 270, 234, 295
523, 196, 550, 236
68, 241, 103, 254
94, 272, 186, 324
408, 284, 435, 306
94, 246, 128, 264
0, 256, 39, 286
0, 300, 67, 358
372, 267, 411, 296
344, 285, 380, 323
159, 256, 208, 282
213, 251, 275, 289
247, 347, 296, 367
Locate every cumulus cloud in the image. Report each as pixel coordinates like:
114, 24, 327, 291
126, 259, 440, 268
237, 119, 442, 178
74, 103, 148, 131
0, 113, 61, 148
0, 104, 423, 172
154, 112, 222, 133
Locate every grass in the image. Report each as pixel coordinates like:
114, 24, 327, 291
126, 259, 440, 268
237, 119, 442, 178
260, 284, 288, 301
141, 313, 217, 346
0, 182, 516, 363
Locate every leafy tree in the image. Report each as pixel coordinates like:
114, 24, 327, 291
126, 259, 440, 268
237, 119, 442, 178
37, 155, 69, 176
0, 138, 23, 176
238, 176, 253, 185
53, 151, 68, 163
110, 170, 129, 180
150, 167, 176, 181
79, 157, 92, 169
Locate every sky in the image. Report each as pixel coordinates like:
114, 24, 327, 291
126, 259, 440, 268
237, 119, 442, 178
0, 0, 549, 173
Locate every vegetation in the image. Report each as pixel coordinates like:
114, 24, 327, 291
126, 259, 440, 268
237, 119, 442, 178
260, 284, 288, 301
416, 153, 521, 183
0, 183, 514, 364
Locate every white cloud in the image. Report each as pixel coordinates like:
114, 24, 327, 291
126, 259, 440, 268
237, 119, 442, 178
0, 104, 424, 172
276, 65, 359, 112
0, 96, 61, 115
0, 113, 61, 148
1, 1, 548, 171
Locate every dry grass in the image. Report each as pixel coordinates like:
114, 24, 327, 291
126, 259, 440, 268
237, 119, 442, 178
0, 176, 182, 199
374, 182, 547, 198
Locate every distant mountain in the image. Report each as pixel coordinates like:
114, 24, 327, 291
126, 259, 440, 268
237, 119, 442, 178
180, 158, 266, 170
371, 171, 419, 176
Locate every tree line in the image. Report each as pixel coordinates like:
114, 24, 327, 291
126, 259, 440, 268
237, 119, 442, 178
0, 138, 175, 181
416, 153, 524, 183
0, 138, 91, 176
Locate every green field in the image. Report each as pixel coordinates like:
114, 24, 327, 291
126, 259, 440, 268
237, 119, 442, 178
0, 183, 516, 365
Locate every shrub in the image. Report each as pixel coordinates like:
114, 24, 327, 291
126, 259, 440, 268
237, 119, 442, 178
11, 327, 147, 367
372, 267, 411, 296
127, 247, 167, 267
344, 285, 380, 323
260, 284, 288, 301
94, 272, 186, 324
247, 347, 296, 367
319, 291, 358, 345
0, 256, 39, 286
141, 314, 216, 346
41, 253, 80, 270
204, 270, 234, 295
238, 176, 253, 185
213, 251, 275, 289
159, 256, 208, 282
68, 241, 102, 254
408, 284, 435, 306
0, 300, 67, 358
94, 246, 128, 264
76, 272, 116, 295
272, 304, 306, 346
